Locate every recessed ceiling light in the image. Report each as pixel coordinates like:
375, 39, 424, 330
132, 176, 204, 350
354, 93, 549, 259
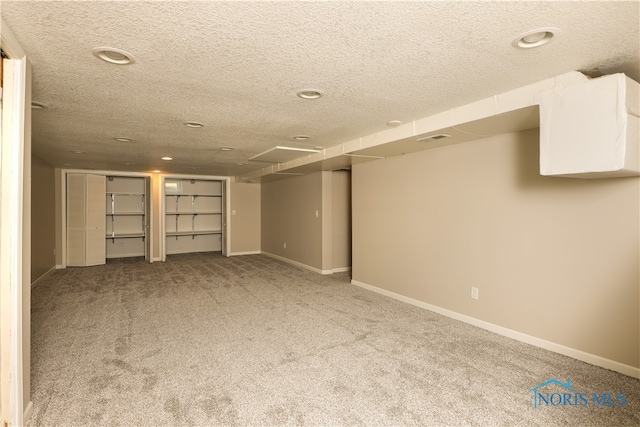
512, 27, 560, 49
92, 47, 135, 65
296, 89, 324, 99
220, 146, 234, 151
183, 121, 205, 128
235, 162, 246, 166
114, 137, 133, 142
161, 156, 173, 161
293, 135, 310, 141
152, 170, 161, 173
387, 120, 402, 127
71, 150, 86, 154
31, 101, 48, 109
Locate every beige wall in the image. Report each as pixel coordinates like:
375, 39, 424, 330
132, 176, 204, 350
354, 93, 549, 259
332, 170, 351, 270
31, 155, 56, 281
229, 181, 261, 254
261, 172, 323, 270
352, 129, 639, 369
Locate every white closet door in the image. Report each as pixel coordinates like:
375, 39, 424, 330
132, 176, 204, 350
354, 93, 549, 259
85, 174, 106, 266
66, 173, 106, 267
66, 173, 87, 266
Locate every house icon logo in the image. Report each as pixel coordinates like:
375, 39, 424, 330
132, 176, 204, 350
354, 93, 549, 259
528, 379, 579, 408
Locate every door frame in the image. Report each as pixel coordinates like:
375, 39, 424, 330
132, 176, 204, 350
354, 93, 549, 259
1, 19, 32, 425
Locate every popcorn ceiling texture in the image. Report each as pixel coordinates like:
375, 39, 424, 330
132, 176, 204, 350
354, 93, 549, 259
2, 1, 639, 175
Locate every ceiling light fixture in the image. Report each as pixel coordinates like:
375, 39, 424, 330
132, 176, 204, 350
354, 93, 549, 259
293, 135, 310, 141
296, 89, 324, 99
113, 137, 133, 142
92, 47, 135, 65
387, 120, 402, 127
71, 150, 86, 154
512, 27, 559, 49
220, 146, 234, 151
31, 101, 48, 109
235, 162, 246, 166
183, 121, 205, 128
161, 156, 173, 161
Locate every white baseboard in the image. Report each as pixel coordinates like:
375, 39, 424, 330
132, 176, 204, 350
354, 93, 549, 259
332, 266, 352, 273
31, 266, 57, 289
152, 257, 162, 262
262, 252, 333, 275
55, 264, 64, 269
228, 251, 261, 256
24, 400, 33, 423
351, 279, 640, 379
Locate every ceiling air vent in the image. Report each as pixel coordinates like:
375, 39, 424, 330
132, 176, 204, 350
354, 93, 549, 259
417, 134, 450, 142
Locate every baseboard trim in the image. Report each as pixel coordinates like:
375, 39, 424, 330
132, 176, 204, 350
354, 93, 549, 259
332, 266, 352, 273
24, 400, 33, 423
261, 252, 333, 275
351, 279, 640, 379
228, 251, 261, 256
31, 266, 57, 289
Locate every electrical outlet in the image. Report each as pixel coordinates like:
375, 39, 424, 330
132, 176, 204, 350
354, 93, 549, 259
471, 287, 479, 300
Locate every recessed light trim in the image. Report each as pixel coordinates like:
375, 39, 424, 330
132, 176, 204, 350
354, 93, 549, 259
235, 162, 246, 166
293, 135, 310, 141
220, 146, 234, 151
183, 121, 205, 128
114, 137, 133, 142
92, 47, 135, 65
512, 27, 560, 49
296, 89, 324, 99
31, 101, 48, 109
161, 156, 173, 161
387, 120, 402, 127
71, 150, 86, 154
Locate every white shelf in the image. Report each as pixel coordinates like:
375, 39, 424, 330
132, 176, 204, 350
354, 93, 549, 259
164, 179, 224, 254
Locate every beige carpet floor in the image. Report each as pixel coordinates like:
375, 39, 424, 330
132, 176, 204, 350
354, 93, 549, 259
28, 253, 640, 426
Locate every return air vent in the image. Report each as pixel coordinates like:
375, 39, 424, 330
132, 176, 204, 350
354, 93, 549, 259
417, 134, 450, 142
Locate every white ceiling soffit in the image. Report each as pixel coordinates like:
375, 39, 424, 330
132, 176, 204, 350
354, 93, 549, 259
236, 72, 586, 183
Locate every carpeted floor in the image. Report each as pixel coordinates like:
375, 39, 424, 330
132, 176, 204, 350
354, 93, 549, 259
29, 253, 639, 426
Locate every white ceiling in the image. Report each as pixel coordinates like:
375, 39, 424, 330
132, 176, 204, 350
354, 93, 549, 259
2, 1, 639, 177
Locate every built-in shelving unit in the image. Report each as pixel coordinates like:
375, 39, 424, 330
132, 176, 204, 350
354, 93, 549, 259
164, 179, 224, 255
106, 176, 147, 259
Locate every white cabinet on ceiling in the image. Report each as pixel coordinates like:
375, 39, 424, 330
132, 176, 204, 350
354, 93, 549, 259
164, 178, 225, 257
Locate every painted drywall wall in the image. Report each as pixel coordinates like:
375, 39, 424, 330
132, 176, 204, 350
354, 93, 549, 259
332, 170, 351, 270
352, 129, 639, 369
31, 155, 56, 281
230, 181, 261, 254
261, 172, 323, 270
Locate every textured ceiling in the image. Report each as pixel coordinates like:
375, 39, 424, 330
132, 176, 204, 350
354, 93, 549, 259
2, 1, 639, 177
